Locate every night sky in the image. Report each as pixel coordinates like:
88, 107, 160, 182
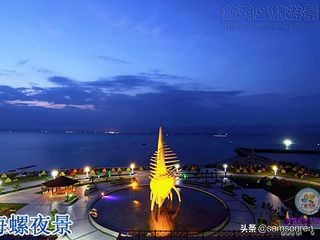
0, 0, 319, 132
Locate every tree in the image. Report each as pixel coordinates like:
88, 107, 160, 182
89, 175, 95, 184
48, 209, 58, 230
13, 182, 20, 191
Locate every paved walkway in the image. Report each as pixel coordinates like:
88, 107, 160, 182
0, 170, 294, 239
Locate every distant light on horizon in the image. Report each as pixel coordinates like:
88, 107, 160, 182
283, 139, 293, 150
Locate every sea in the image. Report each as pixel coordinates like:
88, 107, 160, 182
0, 132, 319, 172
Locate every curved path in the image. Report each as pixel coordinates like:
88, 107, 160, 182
0, 170, 291, 239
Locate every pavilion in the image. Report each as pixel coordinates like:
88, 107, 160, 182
42, 176, 79, 196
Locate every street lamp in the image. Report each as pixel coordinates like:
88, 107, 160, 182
84, 166, 90, 178
272, 165, 278, 176
223, 164, 228, 177
130, 163, 135, 175
283, 139, 292, 150
51, 170, 58, 179
175, 164, 180, 173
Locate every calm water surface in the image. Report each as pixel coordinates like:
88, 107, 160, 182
0, 132, 319, 171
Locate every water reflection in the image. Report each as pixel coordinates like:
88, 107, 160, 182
149, 200, 180, 236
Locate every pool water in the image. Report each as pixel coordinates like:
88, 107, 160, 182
90, 185, 230, 234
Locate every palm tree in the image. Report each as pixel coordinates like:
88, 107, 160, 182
48, 209, 58, 230
89, 175, 96, 184
13, 182, 20, 191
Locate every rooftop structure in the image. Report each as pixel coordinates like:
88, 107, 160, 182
42, 176, 79, 196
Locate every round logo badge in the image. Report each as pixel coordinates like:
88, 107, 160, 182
295, 187, 320, 215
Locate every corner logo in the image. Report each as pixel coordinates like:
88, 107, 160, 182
295, 188, 320, 215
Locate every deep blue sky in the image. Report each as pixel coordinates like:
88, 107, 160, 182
0, 0, 319, 132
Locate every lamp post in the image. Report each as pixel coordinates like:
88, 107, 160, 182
283, 139, 292, 150
130, 163, 135, 175
272, 165, 278, 176
175, 164, 180, 173
223, 164, 228, 177
84, 166, 90, 178
51, 170, 58, 179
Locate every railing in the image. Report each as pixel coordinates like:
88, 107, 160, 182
116, 230, 313, 239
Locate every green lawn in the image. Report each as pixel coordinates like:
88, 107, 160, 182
230, 171, 320, 183
2, 175, 48, 186
0, 203, 27, 209
233, 175, 320, 199
0, 203, 27, 216
232, 175, 320, 216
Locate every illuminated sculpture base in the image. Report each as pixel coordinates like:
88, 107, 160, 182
89, 185, 229, 237
150, 177, 181, 211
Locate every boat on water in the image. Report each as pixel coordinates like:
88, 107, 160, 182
105, 131, 119, 134
213, 133, 228, 138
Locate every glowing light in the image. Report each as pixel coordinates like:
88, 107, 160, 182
283, 139, 293, 149
272, 165, 278, 176
223, 164, 228, 172
223, 164, 228, 177
101, 192, 105, 198
130, 163, 135, 174
84, 166, 90, 178
149, 127, 181, 211
285, 211, 289, 219
51, 170, 59, 179
90, 208, 98, 218
131, 181, 138, 190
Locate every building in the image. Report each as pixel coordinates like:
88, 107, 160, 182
42, 176, 79, 196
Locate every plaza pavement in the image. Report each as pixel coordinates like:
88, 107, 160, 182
0, 170, 291, 239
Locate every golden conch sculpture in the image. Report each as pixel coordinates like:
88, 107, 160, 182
149, 127, 181, 211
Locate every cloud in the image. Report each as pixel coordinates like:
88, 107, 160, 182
0, 69, 17, 76
93, 55, 130, 64
17, 59, 29, 66
46, 73, 182, 94
41, 23, 63, 36
35, 68, 53, 74
133, 24, 162, 39
20, 88, 43, 96
6, 100, 95, 111
1, 70, 319, 131
48, 76, 78, 87
85, 75, 171, 92
139, 72, 191, 81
